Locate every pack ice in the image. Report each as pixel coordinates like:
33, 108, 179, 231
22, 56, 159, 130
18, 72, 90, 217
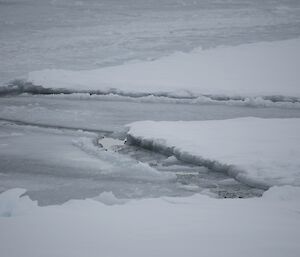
127, 117, 300, 189
27, 38, 300, 99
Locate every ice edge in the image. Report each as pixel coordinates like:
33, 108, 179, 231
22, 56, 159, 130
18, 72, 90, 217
1, 79, 300, 109
126, 134, 270, 190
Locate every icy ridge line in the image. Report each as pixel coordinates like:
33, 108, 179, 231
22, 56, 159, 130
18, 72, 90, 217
126, 134, 269, 190
1, 80, 300, 109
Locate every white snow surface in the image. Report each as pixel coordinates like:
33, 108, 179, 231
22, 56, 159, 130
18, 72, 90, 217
0, 186, 300, 257
127, 117, 300, 188
28, 38, 300, 98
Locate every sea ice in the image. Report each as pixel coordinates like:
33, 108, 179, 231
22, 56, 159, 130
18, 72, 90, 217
127, 117, 300, 189
27, 39, 300, 101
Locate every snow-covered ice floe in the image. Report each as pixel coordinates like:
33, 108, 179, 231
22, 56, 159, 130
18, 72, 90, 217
127, 118, 300, 189
0, 186, 300, 257
20, 38, 300, 107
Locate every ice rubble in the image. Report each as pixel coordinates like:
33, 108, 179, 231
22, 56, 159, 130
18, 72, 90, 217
26, 38, 300, 105
0, 186, 300, 257
127, 117, 300, 189
73, 137, 175, 181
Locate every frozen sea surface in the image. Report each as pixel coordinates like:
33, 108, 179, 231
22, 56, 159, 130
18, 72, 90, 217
1, 95, 300, 133
0, 119, 263, 205
127, 118, 300, 189
1, 0, 300, 205
1, 95, 300, 205
1, 0, 300, 85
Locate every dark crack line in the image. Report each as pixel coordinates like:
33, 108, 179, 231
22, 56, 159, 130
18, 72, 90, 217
0, 118, 112, 135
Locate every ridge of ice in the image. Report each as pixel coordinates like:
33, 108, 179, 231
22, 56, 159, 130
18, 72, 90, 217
25, 38, 300, 101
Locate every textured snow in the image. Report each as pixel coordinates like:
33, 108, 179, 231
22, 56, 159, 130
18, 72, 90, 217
28, 38, 300, 99
127, 118, 300, 189
0, 187, 300, 257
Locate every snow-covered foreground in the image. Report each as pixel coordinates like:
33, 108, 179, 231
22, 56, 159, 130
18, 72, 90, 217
27, 38, 300, 103
1, 186, 300, 257
127, 118, 300, 189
